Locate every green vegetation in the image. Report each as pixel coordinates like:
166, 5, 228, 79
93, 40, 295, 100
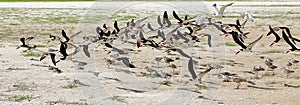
22, 51, 42, 57
261, 72, 273, 77
263, 50, 282, 54
112, 96, 127, 103
46, 99, 88, 105
8, 95, 38, 102
171, 70, 180, 75
13, 83, 33, 91
195, 84, 208, 90
225, 42, 237, 46
0, 0, 94, 2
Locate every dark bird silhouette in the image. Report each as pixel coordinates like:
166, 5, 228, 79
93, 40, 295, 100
282, 30, 300, 53
59, 42, 68, 60
79, 43, 91, 58
61, 30, 70, 42
267, 25, 281, 46
50, 53, 60, 66
17, 37, 36, 50
188, 57, 197, 80
229, 31, 263, 54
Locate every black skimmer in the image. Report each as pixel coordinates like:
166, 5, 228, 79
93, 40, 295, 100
59, 42, 68, 60
229, 31, 263, 54
212, 3, 234, 17
267, 25, 281, 46
172, 11, 195, 27
17, 37, 36, 50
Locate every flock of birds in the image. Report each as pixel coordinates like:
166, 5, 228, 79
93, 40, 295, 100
16, 2, 300, 91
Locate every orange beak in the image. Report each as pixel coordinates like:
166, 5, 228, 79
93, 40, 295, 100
286, 50, 291, 54
269, 42, 275, 46
235, 50, 241, 55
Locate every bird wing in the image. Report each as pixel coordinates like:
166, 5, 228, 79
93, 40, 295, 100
268, 25, 281, 42
177, 49, 191, 58
158, 30, 166, 41
83, 45, 90, 58
188, 58, 197, 80
50, 53, 56, 66
157, 16, 163, 28
20, 37, 26, 45
167, 26, 179, 36
147, 23, 155, 31
236, 20, 241, 27
281, 27, 296, 44
135, 17, 148, 27
219, 2, 234, 15
177, 30, 190, 43
197, 67, 212, 81
114, 21, 120, 32
187, 27, 193, 35
163, 11, 168, 19
205, 34, 212, 47
231, 31, 247, 49
69, 31, 82, 41
164, 18, 172, 27
246, 12, 254, 22
245, 34, 263, 52
40, 52, 48, 61
282, 30, 298, 50
172, 11, 183, 23
61, 30, 70, 42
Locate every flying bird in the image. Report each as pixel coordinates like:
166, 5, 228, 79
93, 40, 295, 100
229, 31, 263, 54
212, 3, 234, 17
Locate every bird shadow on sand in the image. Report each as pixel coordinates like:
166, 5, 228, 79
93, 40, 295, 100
198, 96, 222, 102
247, 85, 277, 90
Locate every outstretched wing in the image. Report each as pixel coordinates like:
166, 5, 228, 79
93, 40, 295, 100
61, 30, 70, 42
246, 34, 263, 51
172, 11, 183, 23
219, 2, 234, 15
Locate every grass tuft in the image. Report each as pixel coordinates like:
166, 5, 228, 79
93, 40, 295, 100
225, 42, 237, 46
62, 83, 78, 89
